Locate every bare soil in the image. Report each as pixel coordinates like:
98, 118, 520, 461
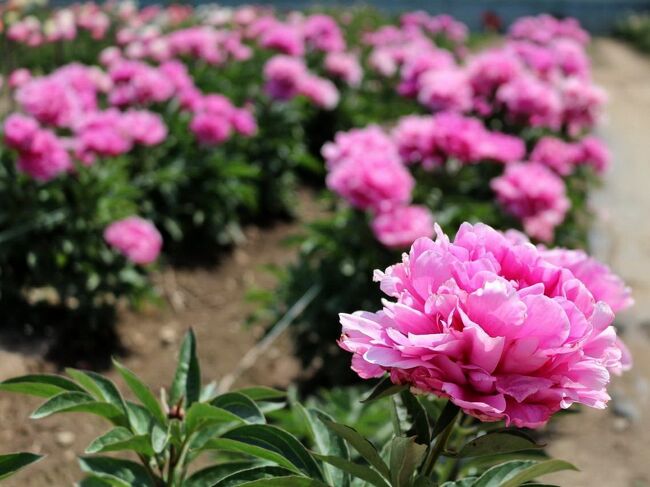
2, 38, 650, 487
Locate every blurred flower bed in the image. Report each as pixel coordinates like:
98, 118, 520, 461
616, 12, 650, 52
0, 4, 610, 351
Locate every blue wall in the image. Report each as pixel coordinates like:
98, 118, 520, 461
208, 0, 650, 34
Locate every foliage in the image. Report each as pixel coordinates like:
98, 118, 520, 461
0, 330, 577, 486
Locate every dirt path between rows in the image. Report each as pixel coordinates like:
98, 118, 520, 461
548, 38, 650, 487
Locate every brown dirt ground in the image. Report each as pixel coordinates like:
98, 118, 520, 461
2, 38, 650, 487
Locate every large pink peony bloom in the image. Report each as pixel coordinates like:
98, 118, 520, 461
371, 205, 435, 249
491, 162, 570, 242
339, 223, 631, 428
104, 216, 162, 265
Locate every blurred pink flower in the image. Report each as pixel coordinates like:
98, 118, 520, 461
371, 205, 435, 248
104, 217, 162, 265
324, 52, 363, 87
491, 162, 569, 242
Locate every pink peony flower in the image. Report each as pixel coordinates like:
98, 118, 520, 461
327, 153, 414, 213
120, 110, 168, 146
3, 114, 40, 151
322, 125, 396, 170
339, 222, 630, 428
8, 69, 32, 89
371, 205, 435, 249
189, 113, 232, 145
397, 48, 455, 98
104, 216, 162, 265
578, 136, 611, 174
16, 129, 72, 182
260, 24, 304, 56
417, 68, 472, 113
529, 136, 583, 175
263, 55, 308, 101
324, 52, 363, 87
491, 162, 570, 242
496, 74, 562, 130
559, 77, 606, 136
303, 14, 345, 52
298, 76, 340, 110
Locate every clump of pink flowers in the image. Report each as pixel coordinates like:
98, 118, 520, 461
371, 205, 434, 249
104, 216, 163, 265
339, 222, 631, 428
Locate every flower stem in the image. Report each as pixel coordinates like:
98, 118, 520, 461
422, 407, 459, 478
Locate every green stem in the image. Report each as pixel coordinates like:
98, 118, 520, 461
390, 396, 402, 436
421, 409, 459, 478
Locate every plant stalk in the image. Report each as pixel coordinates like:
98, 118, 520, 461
422, 408, 459, 478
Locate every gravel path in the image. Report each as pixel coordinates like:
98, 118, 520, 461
548, 38, 650, 487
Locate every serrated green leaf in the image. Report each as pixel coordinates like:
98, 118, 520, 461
211, 392, 265, 425
30, 392, 125, 424
389, 436, 427, 487
0, 374, 85, 398
312, 453, 390, 487
78, 457, 155, 487
113, 360, 167, 426
170, 329, 201, 408
0, 453, 44, 480
458, 431, 544, 458
361, 376, 408, 403
321, 418, 390, 480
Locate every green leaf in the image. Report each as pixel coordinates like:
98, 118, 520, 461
361, 376, 408, 403
293, 405, 349, 487
78, 457, 155, 487
30, 392, 125, 424
500, 460, 578, 487
313, 453, 390, 487
113, 360, 167, 425
86, 427, 153, 456
211, 392, 265, 425
65, 370, 125, 412
321, 418, 390, 480
125, 402, 154, 436
473, 460, 577, 487
0, 374, 85, 398
457, 431, 544, 458
204, 438, 299, 475
0, 453, 44, 480
214, 466, 298, 487
399, 391, 431, 445
170, 329, 201, 408
185, 402, 245, 433
210, 424, 323, 479
185, 461, 262, 487
440, 479, 477, 487
237, 386, 287, 402
151, 422, 169, 454
389, 436, 427, 487
431, 401, 460, 440
230, 475, 330, 487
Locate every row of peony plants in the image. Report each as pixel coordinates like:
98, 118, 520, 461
0, 221, 632, 485
267, 13, 615, 387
